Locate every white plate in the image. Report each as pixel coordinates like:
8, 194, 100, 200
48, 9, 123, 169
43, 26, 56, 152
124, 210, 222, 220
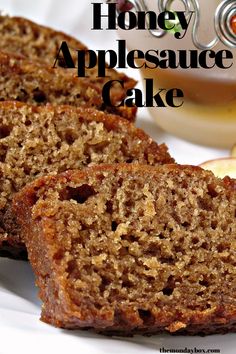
0, 1, 233, 353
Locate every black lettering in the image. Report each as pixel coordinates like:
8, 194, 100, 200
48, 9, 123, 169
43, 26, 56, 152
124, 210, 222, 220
137, 11, 158, 30
145, 79, 166, 107
175, 11, 194, 39
77, 49, 97, 77
92, 2, 117, 30
97, 50, 117, 76
53, 41, 75, 68
215, 50, 233, 69
166, 89, 184, 107
145, 50, 160, 69
178, 50, 199, 68
161, 50, 178, 69
158, 11, 175, 31
127, 50, 145, 68
125, 88, 144, 107
198, 50, 216, 69
102, 80, 124, 106
118, 11, 137, 30
117, 40, 127, 68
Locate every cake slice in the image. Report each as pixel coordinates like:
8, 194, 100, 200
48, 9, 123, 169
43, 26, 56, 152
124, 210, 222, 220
0, 101, 173, 259
0, 51, 136, 121
0, 15, 136, 112
13, 164, 236, 335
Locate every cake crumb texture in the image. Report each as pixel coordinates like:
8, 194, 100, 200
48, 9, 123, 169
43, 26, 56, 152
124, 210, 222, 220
13, 164, 236, 335
0, 102, 173, 259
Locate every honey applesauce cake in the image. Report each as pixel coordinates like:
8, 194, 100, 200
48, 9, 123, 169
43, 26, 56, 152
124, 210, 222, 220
0, 101, 173, 259
13, 164, 236, 335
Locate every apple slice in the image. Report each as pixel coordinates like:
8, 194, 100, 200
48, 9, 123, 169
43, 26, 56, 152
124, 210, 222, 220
200, 158, 236, 178
231, 144, 236, 158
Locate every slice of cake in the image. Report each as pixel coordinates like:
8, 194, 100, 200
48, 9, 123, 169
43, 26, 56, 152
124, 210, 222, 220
13, 164, 236, 335
0, 51, 136, 121
0, 101, 173, 259
0, 16, 136, 111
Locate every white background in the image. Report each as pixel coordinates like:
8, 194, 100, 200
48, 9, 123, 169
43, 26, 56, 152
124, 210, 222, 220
0, 1, 233, 353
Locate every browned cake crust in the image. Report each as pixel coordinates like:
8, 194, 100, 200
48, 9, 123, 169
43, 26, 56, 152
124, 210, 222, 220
0, 15, 137, 119
0, 51, 136, 121
0, 101, 173, 259
13, 164, 236, 335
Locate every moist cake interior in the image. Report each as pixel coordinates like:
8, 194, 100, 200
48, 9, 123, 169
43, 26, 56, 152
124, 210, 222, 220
16, 165, 236, 333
